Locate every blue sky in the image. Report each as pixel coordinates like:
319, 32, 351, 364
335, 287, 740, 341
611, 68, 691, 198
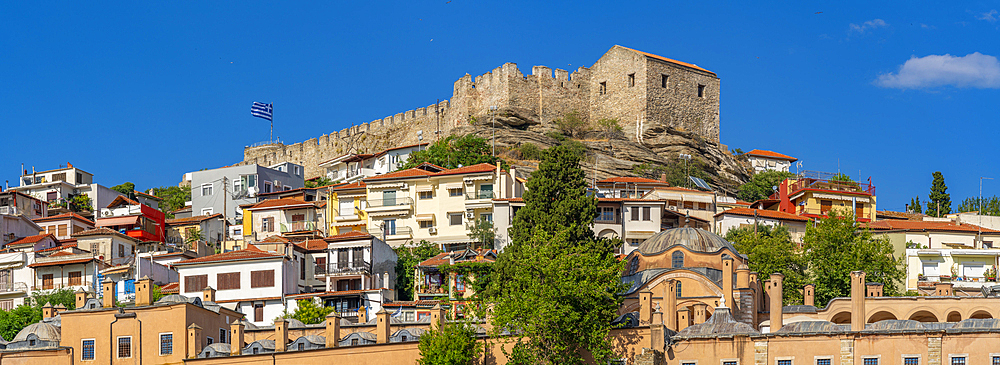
2, 1, 999, 212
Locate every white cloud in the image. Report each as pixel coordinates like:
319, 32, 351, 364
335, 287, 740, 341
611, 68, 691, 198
876, 53, 1000, 89
849, 19, 888, 34
977, 9, 998, 22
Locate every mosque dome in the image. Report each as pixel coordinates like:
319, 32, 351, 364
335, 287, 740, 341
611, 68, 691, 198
637, 227, 742, 256
13, 322, 60, 342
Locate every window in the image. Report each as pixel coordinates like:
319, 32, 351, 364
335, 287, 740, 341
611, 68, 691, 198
382, 190, 397, 206
0, 300, 13, 311
419, 191, 433, 199
456, 275, 465, 291
68, 271, 82, 286
599, 207, 616, 222
352, 248, 364, 267
351, 339, 359, 346
661, 74, 669, 88
82, 339, 95, 360
993, 356, 1000, 365
294, 166, 301, 175
642, 206, 651, 221
863, 358, 878, 365
449, 188, 463, 197
300, 258, 306, 279
676, 281, 683, 298
777, 361, 792, 365
698, 84, 706, 97
263, 181, 273, 193
46, 191, 57, 201
481, 213, 492, 222
816, 359, 831, 365
251, 270, 275, 288
159, 333, 173, 355
201, 208, 213, 215
904, 358, 919, 365
233, 179, 242, 193
291, 213, 305, 222
254, 303, 264, 322
201, 183, 213, 196
599, 81, 607, 95
262, 217, 274, 232
119, 244, 125, 258
207, 337, 214, 345
672, 251, 684, 268
631, 207, 640, 221
951, 357, 965, 365
42, 274, 54, 290
219, 329, 226, 344
217, 272, 240, 290
298, 343, 304, 351
628, 239, 642, 246
57, 224, 67, 237
723, 362, 738, 365
117, 336, 131, 358
449, 213, 463, 226
384, 219, 397, 235
184, 275, 208, 293
420, 221, 433, 229
627, 73, 635, 87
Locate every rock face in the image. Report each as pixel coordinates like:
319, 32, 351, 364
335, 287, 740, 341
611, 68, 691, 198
453, 107, 751, 194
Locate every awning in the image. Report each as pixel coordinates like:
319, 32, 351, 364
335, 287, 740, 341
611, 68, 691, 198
443, 183, 463, 190
813, 193, 869, 203
96, 215, 140, 227
0, 252, 25, 270
683, 194, 714, 204
368, 211, 406, 218
464, 175, 493, 182
951, 250, 999, 256
368, 183, 405, 189
101, 265, 131, 275
416, 185, 434, 193
415, 213, 435, 221
625, 231, 656, 240
333, 221, 365, 227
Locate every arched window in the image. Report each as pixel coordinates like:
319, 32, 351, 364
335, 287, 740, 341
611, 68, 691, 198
626, 256, 639, 275
671, 251, 684, 268
676, 281, 683, 298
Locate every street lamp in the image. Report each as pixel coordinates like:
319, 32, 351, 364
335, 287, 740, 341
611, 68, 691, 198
490, 106, 498, 158
679, 153, 692, 188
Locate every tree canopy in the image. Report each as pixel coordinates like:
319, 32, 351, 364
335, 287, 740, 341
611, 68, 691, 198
829, 173, 855, 183
958, 196, 1000, 216
401, 134, 506, 170
488, 145, 624, 364
737, 171, 794, 202
926, 171, 951, 217
111, 182, 136, 195
306, 176, 335, 188
151, 185, 191, 214
394, 241, 443, 301
908, 196, 923, 214
466, 217, 495, 250
0, 289, 76, 342
417, 321, 482, 365
725, 224, 806, 306
287, 299, 335, 324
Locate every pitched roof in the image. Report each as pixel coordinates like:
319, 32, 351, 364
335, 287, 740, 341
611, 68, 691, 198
246, 198, 319, 211
875, 210, 926, 221
715, 208, 810, 222
71, 227, 141, 242
332, 181, 366, 191
32, 212, 95, 225
166, 214, 223, 225
171, 206, 193, 214
173, 245, 285, 266
35, 242, 77, 253
745, 149, 797, 161
106, 195, 140, 208
134, 190, 162, 201
867, 220, 1000, 234
160, 282, 180, 294
28, 257, 97, 268
294, 239, 328, 251
419, 249, 496, 267
8, 234, 56, 246
433, 163, 497, 177
259, 235, 291, 244
364, 167, 437, 181
365, 163, 498, 181
598, 177, 670, 185
617, 45, 716, 75
324, 230, 373, 243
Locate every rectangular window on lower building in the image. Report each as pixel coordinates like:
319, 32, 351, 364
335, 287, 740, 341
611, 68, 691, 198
778, 361, 792, 365
159, 333, 172, 355
992, 356, 1000, 365
863, 358, 878, 365
904, 358, 919, 365
82, 339, 95, 360
816, 359, 831, 365
951, 357, 966, 365
117, 336, 132, 358
723, 362, 738, 365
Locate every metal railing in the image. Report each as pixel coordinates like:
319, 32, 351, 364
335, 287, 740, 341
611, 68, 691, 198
465, 191, 495, 200
370, 226, 412, 237
281, 221, 317, 233
367, 197, 413, 208
34, 281, 94, 291
796, 207, 869, 220
788, 178, 875, 196
0, 282, 28, 293
322, 264, 371, 276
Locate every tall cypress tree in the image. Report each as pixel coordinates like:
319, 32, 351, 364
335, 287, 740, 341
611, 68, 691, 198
489, 145, 623, 365
927, 171, 951, 217
908, 196, 923, 214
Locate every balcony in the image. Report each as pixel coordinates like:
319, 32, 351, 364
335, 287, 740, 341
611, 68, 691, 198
281, 221, 318, 233
796, 207, 871, 221
0, 282, 28, 293
332, 207, 362, 221
369, 226, 413, 239
0, 206, 16, 215
788, 178, 875, 197
465, 190, 494, 208
366, 197, 413, 215
321, 264, 371, 277
33, 281, 95, 291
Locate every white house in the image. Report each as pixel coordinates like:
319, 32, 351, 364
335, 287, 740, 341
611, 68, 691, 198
319, 143, 427, 184
745, 149, 797, 173
713, 208, 809, 243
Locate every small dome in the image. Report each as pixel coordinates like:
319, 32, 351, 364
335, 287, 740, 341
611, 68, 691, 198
286, 318, 306, 328
13, 322, 60, 342
866, 320, 924, 331
637, 228, 741, 256
156, 294, 202, 307
299, 335, 325, 344
775, 320, 843, 334
675, 307, 759, 337
953, 318, 1000, 329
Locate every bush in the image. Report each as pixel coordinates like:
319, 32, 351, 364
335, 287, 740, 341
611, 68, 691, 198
417, 321, 481, 365
553, 111, 587, 138
518, 143, 543, 160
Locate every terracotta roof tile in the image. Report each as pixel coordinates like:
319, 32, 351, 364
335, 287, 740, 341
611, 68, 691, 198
419, 249, 496, 267
247, 198, 319, 210
294, 239, 328, 251
618, 45, 715, 75
365, 163, 497, 181
433, 163, 497, 177
598, 177, 670, 185
875, 210, 926, 221
171, 206, 192, 214
715, 208, 810, 222
364, 167, 437, 181
259, 236, 291, 243
867, 220, 1000, 234
324, 231, 373, 242
106, 195, 140, 208
35, 243, 77, 253
332, 181, 366, 191
33, 212, 95, 225
28, 257, 96, 268
8, 234, 56, 246
746, 149, 797, 161
165, 213, 223, 225
160, 282, 179, 294
173, 245, 285, 265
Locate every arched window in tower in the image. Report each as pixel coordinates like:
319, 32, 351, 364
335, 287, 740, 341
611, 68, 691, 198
626, 256, 639, 275
671, 251, 684, 268
676, 281, 683, 298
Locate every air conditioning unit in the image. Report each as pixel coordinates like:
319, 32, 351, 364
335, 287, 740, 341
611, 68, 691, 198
428, 227, 437, 234
401, 182, 408, 189
668, 205, 678, 211
465, 211, 475, 219
464, 180, 474, 185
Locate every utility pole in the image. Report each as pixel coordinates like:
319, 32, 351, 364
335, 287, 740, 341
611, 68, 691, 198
222, 176, 228, 253
435, 99, 441, 143
490, 106, 497, 157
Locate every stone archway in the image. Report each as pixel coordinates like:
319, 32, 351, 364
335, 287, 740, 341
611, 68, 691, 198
970, 310, 993, 319
947, 311, 962, 322
908, 310, 939, 322
598, 229, 619, 239
830, 311, 852, 324
867, 311, 897, 323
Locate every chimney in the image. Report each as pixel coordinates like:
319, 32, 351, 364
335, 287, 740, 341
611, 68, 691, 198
650, 310, 665, 351
42, 302, 54, 319
804, 284, 815, 307
664, 280, 677, 331
935, 282, 953, 296
748, 271, 759, 325
358, 306, 368, 323
325, 312, 341, 348
203, 286, 217, 303
230, 320, 245, 356
430, 304, 446, 331
274, 317, 289, 352
677, 307, 690, 331
693, 303, 708, 324
67, 162, 73, 168
769, 273, 784, 333
53, 304, 65, 317
722, 255, 734, 311
75, 289, 88, 309
102, 278, 115, 308
660, 173, 668, 182
376, 308, 391, 344
850, 271, 866, 331
187, 323, 203, 359
639, 290, 653, 324
136, 276, 153, 306
866, 282, 884, 297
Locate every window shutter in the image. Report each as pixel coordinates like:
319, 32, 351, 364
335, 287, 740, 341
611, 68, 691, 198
643, 207, 651, 221
631, 207, 640, 221
251, 270, 275, 288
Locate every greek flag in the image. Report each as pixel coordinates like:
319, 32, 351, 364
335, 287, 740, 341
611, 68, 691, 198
251, 102, 272, 121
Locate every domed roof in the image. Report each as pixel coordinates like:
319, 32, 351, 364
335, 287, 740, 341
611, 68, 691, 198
13, 322, 60, 342
775, 320, 843, 334
637, 228, 742, 256
675, 307, 759, 338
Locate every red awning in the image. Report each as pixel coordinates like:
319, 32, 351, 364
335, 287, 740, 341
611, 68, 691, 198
96, 215, 140, 227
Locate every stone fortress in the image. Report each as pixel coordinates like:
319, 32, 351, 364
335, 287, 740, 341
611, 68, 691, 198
240, 45, 721, 179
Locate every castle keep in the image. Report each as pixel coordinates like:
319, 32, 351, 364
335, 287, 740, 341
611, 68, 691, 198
241, 45, 721, 178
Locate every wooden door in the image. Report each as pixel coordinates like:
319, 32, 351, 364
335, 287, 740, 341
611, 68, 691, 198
42, 274, 53, 290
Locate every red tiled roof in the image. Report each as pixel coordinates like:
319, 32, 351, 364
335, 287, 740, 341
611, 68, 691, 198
365, 163, 497, 181
173, 245, 285, 266
8, 234, 56, 246
134, 190, 162, 201
365, 167, 437, 181
875, 210, 926, 221
35, 243, 77, 253
28, 257, 96, 268
598, 177, 670, 185
49, 251, 75, 257
171, 206, 192, 214
259, 235, 291, 243
106, 195, 140, 208
374, 143, 429, 157
746, 149, 797, 162
293, 239, 328, 251
382, 300, 445, 307
332, 181, 366, 191
324, 230, 373, 242
715, 208, 810, 222
598, 198, 666, 203
160, 282, 180, 294
433, 163, 497, 177
95, 215, 140, 227
618, 45, 716, 75
247, 198, 318, 210
867, 220, 1000, 234
33, 212, 95, 225
166, 214, 223, 225
419, 249, 496, 267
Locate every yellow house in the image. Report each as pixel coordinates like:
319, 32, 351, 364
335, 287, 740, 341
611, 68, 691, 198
765, 175, 877, 223
361, 163, 516, 250
327, 181, 369, 235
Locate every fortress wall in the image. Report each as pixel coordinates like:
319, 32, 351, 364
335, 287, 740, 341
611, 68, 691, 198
644, 57, 721, 141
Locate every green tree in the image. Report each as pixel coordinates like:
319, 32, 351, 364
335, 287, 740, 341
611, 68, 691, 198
0, 289, 77, 341
394, 241, 443, 301
288, 299, 335, 324
553, 110, 588, 138
184, 229, 205, 248
908, 196, 923, 214
957, 196, 1000, 216
518, 143, 543, 160
803, 210, 905, 306
829, 173, 854, 182
926, 171, 952, 217
111, 182, 136, 195
151, 185, 191, 214
737, 171, 794, 202
69, 194, 92, 212
401, 134, 506, 170
466, 218, 495, 250
725, 224, 807, 306
489, 145, 624, 364
417, 321, 481, 365
306, 177, 335, 188
595, 118, 624, 140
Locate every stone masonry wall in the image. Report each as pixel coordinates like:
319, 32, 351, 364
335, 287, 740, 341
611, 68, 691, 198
239, 46, 721, 179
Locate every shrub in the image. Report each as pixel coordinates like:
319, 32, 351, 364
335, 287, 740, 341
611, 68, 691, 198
518, 143, 543, 160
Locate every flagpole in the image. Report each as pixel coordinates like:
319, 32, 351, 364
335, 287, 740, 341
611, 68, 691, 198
270, 103, 273, 144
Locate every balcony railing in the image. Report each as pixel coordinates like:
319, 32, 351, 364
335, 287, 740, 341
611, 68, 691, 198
369, 226, 412, 237
33, 281, 95, 291
281, 221, 317, 233
332, 207, 362, 219
788, 178, 875, 196
367, 197, 413, 208
797, 207, 869, 220
0, 206, 16, 215
322, 264, 371, 276
0, 282, 28, 293
465, 191, 495, 200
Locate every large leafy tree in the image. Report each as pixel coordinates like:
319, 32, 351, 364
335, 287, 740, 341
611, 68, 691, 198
110, 182, 136, 195
466, 218, 495, 250
926, 171, 952, 217
908, 196, 923, 214
306, 176, 335, 188
0, 289, 76, 341
401, 134, 506, 170
725, 224, 806, 306
737, 171, 794, 202
803, 210, 905, 306
151, 185, 191, 214
394, 241, 443, 301
417, 321, 482, 365
287, 299, 335, 324
488, 145, 624, 364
